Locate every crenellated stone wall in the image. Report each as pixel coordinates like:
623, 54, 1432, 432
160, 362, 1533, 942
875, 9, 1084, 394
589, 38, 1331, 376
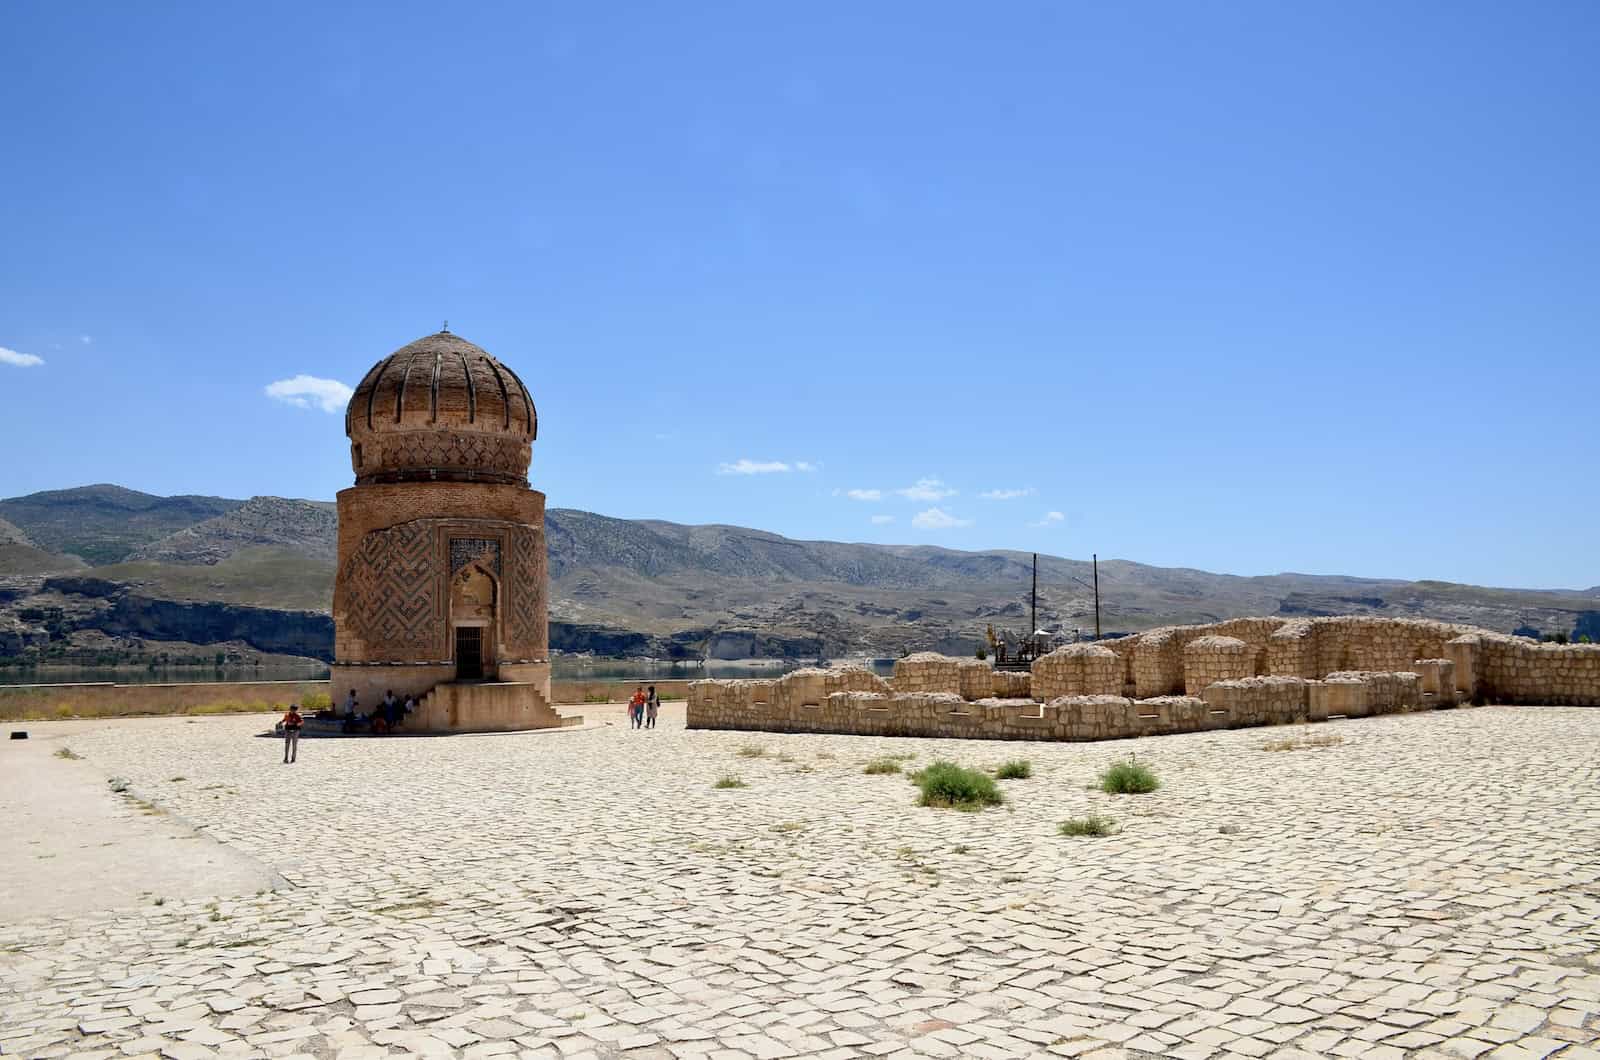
1462, 635, 1600, 705
893, 653, 963, 695
991, 669, 1032, 699
686, 615, 1599, 743
957, 658, 994, 701
1032, 644, 1121, 700
1201, 676, 1311, 725
690, 668, 1452, 742
1183, 636, 1254, 696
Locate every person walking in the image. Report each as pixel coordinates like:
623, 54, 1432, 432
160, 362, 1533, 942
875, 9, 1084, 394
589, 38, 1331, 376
645, 685, 660, 729
281, 703, 304, 764
629, 686, 646, 729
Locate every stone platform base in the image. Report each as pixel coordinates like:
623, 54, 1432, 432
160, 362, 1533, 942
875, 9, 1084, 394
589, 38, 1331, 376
410, 681, 578, 734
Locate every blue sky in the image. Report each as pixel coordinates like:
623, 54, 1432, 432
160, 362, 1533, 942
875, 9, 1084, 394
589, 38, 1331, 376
1, 2, 1596, 589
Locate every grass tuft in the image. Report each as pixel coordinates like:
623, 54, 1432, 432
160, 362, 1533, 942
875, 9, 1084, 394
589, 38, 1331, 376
1059, 815, 1118, 837
1098, 758, 1160, 795
864, 758, 902, 775
53, 747, 82, 760
735, 744, 768, 758
912, 760, 1004, 811
995, 759, 1033, 780
713, 775, 748, 789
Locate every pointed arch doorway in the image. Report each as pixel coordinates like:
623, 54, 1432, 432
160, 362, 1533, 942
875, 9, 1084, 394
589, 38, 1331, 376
451, 562, 498, 681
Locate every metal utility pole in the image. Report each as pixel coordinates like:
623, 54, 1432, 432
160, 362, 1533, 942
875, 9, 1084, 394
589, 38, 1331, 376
1093, 553, 1102, 640
1030, 552, 1039, 656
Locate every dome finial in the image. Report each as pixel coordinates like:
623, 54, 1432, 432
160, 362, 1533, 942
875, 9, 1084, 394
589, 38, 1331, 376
441, 319, 450, 334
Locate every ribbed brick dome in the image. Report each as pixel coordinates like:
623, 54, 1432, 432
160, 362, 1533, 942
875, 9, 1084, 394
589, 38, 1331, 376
345, 331, 537, 486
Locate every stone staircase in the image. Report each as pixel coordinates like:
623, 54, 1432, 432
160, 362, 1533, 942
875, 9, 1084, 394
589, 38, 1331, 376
409, 681, 580, 734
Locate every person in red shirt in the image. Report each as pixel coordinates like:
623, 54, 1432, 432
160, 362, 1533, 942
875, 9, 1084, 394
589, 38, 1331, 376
629, 687, 646, 729
280, 704, 304, 764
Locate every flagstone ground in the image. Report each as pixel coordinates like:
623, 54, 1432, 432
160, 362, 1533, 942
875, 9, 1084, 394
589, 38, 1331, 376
2, 704, 1598, 1060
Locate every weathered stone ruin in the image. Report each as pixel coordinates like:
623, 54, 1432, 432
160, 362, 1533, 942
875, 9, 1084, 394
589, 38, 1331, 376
687, 615, 1600, 742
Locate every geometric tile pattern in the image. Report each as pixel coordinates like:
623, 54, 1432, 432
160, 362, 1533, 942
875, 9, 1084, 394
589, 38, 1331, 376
363, 432, 530, 485
340, 521, 442, 661
508, 526, 544, 654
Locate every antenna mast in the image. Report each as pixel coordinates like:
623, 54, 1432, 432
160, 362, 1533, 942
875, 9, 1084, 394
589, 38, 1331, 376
1031, 552, 1038, 652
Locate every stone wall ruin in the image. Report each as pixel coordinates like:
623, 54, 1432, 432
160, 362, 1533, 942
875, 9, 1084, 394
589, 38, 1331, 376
687, 615, 1600, 743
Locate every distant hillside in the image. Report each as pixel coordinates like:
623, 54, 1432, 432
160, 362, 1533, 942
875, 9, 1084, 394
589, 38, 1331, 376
128, 496, 338, 565
0, 485, 242, 565
0, 516, 34, 548
2, 484, 1597, 661
0, 514, 91, 576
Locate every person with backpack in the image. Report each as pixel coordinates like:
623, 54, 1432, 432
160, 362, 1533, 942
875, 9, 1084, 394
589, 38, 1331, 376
280, 703, 304, 763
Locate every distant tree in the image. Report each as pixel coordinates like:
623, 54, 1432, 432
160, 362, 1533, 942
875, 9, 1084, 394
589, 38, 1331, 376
975, 645, 987, 660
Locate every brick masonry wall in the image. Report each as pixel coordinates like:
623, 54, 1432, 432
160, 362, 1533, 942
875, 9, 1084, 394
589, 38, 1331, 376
334, 481, 548, 670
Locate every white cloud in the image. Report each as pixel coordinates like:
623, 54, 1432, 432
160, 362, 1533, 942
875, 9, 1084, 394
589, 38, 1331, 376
979, 487, 1035, 501
897, 477, 957, 501
870, 514, 894, 525
794, 461, 820, 472
80, 335, 93, 345
0, 346, 44, 368
846, 488, 882, 501
1030, 511, 1066, 527
912, 507, 972, 530
718, 459, 791, 475
265, 374, 354, 413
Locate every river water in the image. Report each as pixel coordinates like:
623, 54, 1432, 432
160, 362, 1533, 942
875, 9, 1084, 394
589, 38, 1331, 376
0, 658, 898, 687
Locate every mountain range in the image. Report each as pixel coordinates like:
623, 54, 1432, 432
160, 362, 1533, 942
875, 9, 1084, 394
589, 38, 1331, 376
2, 485, 1596, 663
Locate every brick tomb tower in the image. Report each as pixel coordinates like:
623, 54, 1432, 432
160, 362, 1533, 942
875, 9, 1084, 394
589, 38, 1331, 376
329, 330, 568, 732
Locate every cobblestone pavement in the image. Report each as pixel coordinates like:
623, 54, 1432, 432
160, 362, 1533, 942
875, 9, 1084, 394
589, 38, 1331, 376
3, 704, 1599, 1060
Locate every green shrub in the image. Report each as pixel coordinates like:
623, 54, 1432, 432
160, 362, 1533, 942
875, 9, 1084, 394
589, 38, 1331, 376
1059, 815, 1117, 837
300, 691, 332, 712
864, 758, 902, 775
912, 761, 1003, 811
1098, 758, 1160, 794
713, 775, 748, 789
995, 759, 1032, 780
